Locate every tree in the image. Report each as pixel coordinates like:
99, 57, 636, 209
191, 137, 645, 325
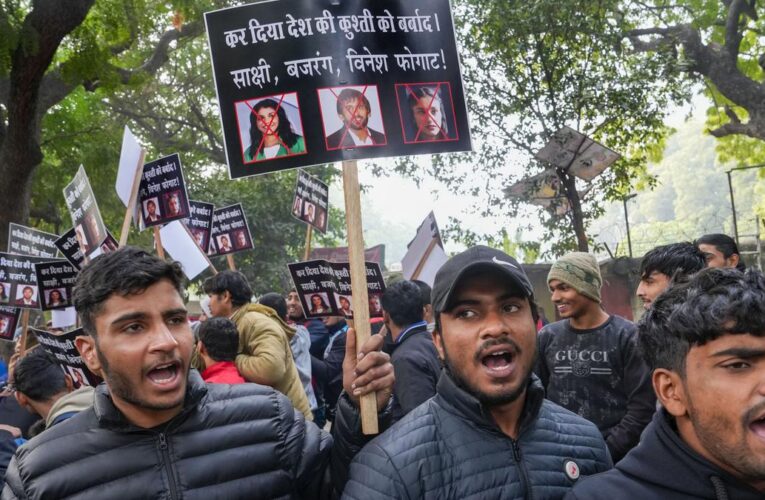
391, 0, 690, 255
0, 0, 209, 250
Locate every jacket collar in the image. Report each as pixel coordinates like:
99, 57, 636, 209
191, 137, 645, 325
434, 369, 544, 437
391, 322, 429, 352
616, 409, 764, 499
93, 369, 208, 431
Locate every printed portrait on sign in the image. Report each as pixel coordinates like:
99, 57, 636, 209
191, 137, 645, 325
143, 197, 161, 224
368, 293, 383, 317
303, 201, 316, 225
0, 316, 9, 337
84, 213, 104, 249
163, 190, 186, 219
307, 292, 331, 315
318, 85, 387, 151
15, 285, 38, 307
74, 224, 89, 255
233, 230, 250, 250
292, 196, 303, 218
46, 289, 68, 308
334, 293, 353, 318
395, 82, 458, 144
191, 228, 207, 251
314, 206, 327, 233
236, 92, 307, 164
216, 234, 234, 254
0, 283, 8, 304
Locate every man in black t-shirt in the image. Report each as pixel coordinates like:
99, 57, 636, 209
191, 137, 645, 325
535, 252, 655, 463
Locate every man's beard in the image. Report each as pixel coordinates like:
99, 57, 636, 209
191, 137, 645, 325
96, 345, 188, 412
349, 115, 369, 131
441, 335, 534, 407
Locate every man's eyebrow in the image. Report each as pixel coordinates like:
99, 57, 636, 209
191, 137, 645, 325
711, 347, 765, 359
110, 312, 146, 326
162, 308, 188, 319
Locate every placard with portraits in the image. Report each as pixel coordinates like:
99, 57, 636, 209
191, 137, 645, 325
208, 203, 253, 256
138, 153, 191, 228
32, 327, 103, 388
63, 166, 108, 257
292, 170, 329, 234
34, 260, 78, 311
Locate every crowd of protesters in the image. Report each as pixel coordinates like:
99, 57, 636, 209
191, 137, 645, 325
0, 232, 762, 498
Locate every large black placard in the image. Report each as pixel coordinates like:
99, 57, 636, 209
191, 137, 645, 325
205, 0, 471, 179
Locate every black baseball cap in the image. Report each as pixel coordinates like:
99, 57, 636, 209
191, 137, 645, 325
432, 245, 534, 314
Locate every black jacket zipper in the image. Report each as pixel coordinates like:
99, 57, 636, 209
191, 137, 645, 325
512, 439, 534, 500
158, 432, 179, 500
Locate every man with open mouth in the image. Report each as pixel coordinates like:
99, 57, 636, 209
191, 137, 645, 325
2, 247, 395, 499
344, 246, 612, 499
568, 268, 765, 499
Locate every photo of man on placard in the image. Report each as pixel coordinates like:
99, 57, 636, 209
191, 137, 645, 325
217, 234, 233, 253
164, 190, 185, 219
0, 316, 8, 337
15, 285, 38, 307
234, 230, 250, 250
143, 198, 161, 223
319, 85, 387, 150
191, 228, 207, 251
303, 201, 316, 225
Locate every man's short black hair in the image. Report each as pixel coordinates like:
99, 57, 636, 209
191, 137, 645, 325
73, 247, 185, 338
381, 280, 424, 327
411, 280, 432, 306
639, 242, 705, 281
258, 292, 287, 320
695, 233, 746, 271
197, 317, 240, 363
638, 268, 765, 375
203, 271, 253, 307
13, 349, 68, 402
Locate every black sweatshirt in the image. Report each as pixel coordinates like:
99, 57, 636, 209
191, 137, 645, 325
535, 315, 656, 462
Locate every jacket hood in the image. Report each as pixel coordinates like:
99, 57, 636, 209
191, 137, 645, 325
617, 409, 764, 499
46, 386, 95, 428
435, 369, 544, 436
233, 303, 296, 340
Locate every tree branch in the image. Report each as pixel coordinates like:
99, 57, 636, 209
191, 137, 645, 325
724, 0, 747, 60
709, 120, 761, 138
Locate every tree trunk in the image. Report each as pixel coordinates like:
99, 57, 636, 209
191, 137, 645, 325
560, 171, 589, 252
0, 0, 95, 251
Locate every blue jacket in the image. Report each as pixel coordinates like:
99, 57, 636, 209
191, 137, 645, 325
566, 409, 765, 500
343, 372, 612, 499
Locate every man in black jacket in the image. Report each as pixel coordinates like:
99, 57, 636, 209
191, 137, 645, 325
568, 268, 765, 499
2, 247, 395, 499
381, 280, 440, 421
344, 246, 612, 499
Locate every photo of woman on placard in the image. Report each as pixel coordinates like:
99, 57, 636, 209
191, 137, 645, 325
309, 293, 330, 315
243, 95, 306, 162
0, 283, 8, 304
47, 289, 67, 308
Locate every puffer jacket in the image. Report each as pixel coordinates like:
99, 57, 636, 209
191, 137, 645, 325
343, 372, 612, 499
1, 370, 375, 499
232, 303, 312, 420
566, 409, 765, 499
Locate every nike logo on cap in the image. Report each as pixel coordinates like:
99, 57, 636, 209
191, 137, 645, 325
492, 256, 519, 269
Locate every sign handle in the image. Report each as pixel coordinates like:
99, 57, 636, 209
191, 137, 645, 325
303, 225, 313, 261
153, 227, 165, 259
226, 254, 236, 271
341, 160, 378, 435
18, 310, 30, 357
118, 149, 146, 247
410, 238, 438, 281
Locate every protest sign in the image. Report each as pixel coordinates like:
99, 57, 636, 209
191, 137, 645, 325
309, 243, 385, 266
185, 200, 215, 253
209, 203, 253, 256
51, 307, 77, 330
138, 153, 191, 228
160, 221, 215, 280
34, 260, 77, 311
204, 0, 472, 179
535, 126, 620, 182
0, 307, 20, 341
292, 170, 329, 234
32, 327, 102, 388
55, 229, 118, 270
0, 252, 51, 310
115, 126, 145, 207
7, 223, 60, 258
63, 165, 108, 257
288, 259, 385, 319
401, 211, 447, 286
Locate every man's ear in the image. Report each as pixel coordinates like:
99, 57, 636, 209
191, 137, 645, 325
653, 368, 688, 417
197, 340, 207, 357
432, 329, 445, 362
14, 392, 31, 413
75, 335, 102, 375
222, 291, 233, 305
64, 374, 74, 393
728, 253, 740, 268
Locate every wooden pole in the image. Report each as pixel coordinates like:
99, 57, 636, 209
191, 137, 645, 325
118, 150, 146, 247
410, 238, 438, 281
226, 254, 236, 271
303, 225, 313, 261
342, 160, 378, 435
153, 227, 165, 259
18, 310, 30, 356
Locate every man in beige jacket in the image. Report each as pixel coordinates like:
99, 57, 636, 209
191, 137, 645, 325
203, 271, 312, 420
